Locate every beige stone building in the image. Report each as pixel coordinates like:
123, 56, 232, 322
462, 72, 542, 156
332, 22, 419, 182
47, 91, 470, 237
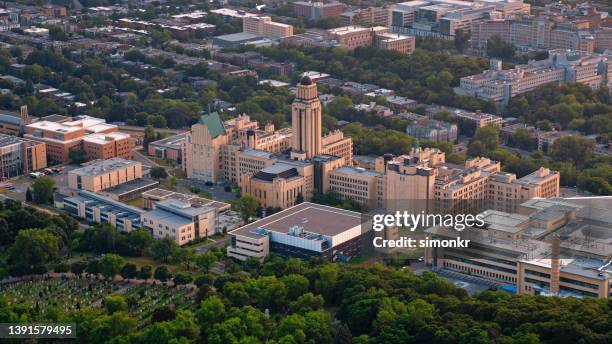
183, 77, 354, 210
243, 16, 293, 38
328, 25, 416, 54
183, 112, 229, 183
68, 158, 142, 193
141, 198, 216, 245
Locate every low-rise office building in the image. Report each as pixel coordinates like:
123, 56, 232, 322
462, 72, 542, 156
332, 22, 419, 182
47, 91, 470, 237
63, 190, 144, 232
227, 202, 365, 262
0, 134, 46, 180
68, 158, 142, 193
141, 198, 216, 245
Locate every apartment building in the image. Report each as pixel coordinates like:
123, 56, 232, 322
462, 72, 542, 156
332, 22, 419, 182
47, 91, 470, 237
327, 26, 416, 54
293, 1, 346, 20
0, 134, 46, 180
341, 7, 389, 27
425, 199, 612, 298
455, 51, 612, 105
243, 16, 293, 39
141, 198, 216, 245
68, 158, 142, 193
24, 115, 132, 163
470, 3, 610, 54
227, 202, 365, 262
471, 17, 597, 54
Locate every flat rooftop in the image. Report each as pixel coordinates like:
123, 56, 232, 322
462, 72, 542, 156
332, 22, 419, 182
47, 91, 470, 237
231, 202, 363, 239
70, 158, 140, 177
99, 178, 159, 197
82, 132, 131, 144
142, 188, 231, 212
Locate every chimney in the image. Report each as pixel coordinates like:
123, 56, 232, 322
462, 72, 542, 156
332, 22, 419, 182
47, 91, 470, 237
550, 234, 561, 295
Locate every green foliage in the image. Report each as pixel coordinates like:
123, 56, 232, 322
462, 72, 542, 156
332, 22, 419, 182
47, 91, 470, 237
550, 136, 595, 167
99, 254, 125, 279
343, 123, 413, 156
311, 191, 362, 212
486, 35, 515, 59
7, 229, 59, 276
69, 148, 88, 164
103, 295, 128, 314
150, 166, 168, 179
152, 237, 179, 263
31, 176, 55, 205
234, 195, 260, 223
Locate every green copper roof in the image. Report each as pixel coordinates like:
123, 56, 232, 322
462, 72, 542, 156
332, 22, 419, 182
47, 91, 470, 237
199, 112, 226, 138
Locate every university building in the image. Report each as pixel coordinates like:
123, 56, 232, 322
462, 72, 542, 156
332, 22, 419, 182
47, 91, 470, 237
24, 115, 133, 163
455, 51, 612, 106
425, 199, 612, 298
183, 77, 354, 209
227, 202, 365, 262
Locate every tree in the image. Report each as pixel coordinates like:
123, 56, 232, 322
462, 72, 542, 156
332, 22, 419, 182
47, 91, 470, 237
513, 128, 535, 151
196, 252, 218, 273
100, 254, 125, 280
147, 114, 167, 128
86, 259, 101, 275
69, 148, 88, 164
125, 229, 153, 256
139, 265, 152, 280
454, 29, 470, 53
486, 35, 515, 59
70, 262, 84, 275
172, 248, 196, 270
550, 136, 595, 167
152, 237, 179, 263
472, 125, 499, 152
296, 192, 304, 204
103, 295, 128, 314
154, 265, 171, 282
152, 304, 177, 323
143, 125, 156, 149
31, 176, 55, 205
281, 274, 310, 301
121, 263, 138, 279
234, 195, 260, 223
173, 271, 193, 285
7, 229, 60, 276
150, 167, 168, 179
48, 26, 68, 41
